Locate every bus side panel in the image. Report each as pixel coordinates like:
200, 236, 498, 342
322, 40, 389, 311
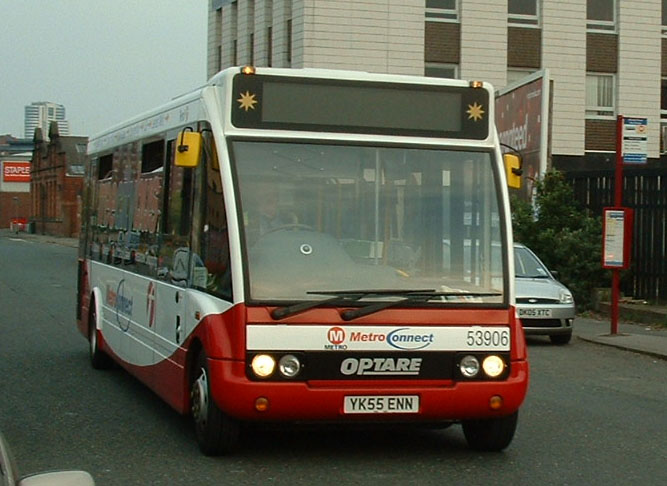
145, 303, 248, 414
189, 303, 248, 360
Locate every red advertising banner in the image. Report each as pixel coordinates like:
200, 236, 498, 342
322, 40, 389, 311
3, 161, 31, 182
495, 72, 548, 200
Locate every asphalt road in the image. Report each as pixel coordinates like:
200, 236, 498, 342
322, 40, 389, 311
1, 235, 665, 486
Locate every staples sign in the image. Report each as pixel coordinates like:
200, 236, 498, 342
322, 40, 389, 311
3, 162, 31, 182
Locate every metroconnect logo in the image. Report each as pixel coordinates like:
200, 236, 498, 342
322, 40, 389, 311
325, 327, 435, 351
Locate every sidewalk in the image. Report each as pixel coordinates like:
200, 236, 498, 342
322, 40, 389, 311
574, 316, 667, 360
0, 227, 78, 248
2, 228, 666, 360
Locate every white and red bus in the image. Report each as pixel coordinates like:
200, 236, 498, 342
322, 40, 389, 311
77, 66, 528, 454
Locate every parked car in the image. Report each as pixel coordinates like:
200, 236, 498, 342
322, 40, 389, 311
514, 243, 575, 345
0, 432, 94, 486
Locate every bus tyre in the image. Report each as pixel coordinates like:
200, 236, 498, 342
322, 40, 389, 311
191, 352, 240, 455
89, 300, 112, 370
462, 411, 518, 452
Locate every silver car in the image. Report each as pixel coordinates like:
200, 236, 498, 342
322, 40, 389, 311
0, 432, 94, 486
514, 244, 575, 345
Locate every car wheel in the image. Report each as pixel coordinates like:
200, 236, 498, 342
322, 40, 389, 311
191, 351, 240, 455
550, 332, 572, 345
462, 411, 518, 452
89, 299, 112, 370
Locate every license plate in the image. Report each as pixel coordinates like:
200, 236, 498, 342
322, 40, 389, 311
343, 395, 419, 414
518, 308, 552, 318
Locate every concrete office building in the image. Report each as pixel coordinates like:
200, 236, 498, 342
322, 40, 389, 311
206, 0, 667, 169
24, 101, 70, 140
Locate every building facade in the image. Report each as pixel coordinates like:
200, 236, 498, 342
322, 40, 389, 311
0, 154, 31, 230
30, 122, 86, 237
207, 0, 667, 169
24, 101, 70, 140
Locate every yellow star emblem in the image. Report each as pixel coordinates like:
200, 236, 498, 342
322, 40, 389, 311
466, 102, 485, 122
237, 91, 258, 111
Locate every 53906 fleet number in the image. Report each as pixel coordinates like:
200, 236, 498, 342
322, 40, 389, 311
466, 328, 510, 349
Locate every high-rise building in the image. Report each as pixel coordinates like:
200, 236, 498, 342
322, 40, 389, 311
24, 101, 70, 140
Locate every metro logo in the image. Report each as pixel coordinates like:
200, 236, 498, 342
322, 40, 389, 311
327, 327, 345, 345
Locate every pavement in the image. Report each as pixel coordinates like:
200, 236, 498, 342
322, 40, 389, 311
2, 228, 666, 360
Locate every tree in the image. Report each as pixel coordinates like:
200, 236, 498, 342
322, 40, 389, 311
511, 170, 606, 310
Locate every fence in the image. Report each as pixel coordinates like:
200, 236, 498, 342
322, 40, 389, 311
566, 167, 666, 303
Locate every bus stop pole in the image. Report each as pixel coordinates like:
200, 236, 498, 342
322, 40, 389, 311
611, 115, 624, 335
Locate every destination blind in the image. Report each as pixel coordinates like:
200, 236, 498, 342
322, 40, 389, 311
232, 73, 489, 139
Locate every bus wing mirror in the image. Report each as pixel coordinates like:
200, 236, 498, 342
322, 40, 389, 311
175, 131, 202, 168
503, 153, 522, 189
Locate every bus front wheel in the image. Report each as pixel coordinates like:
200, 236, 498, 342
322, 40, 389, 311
461, 411, 518, 452
89, 299, 112, 370
191, 351, 240, 455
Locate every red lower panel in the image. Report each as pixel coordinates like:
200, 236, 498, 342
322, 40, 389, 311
207, 358, 529, 422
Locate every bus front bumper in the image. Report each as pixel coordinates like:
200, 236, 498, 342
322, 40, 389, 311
207, 358, 529, 422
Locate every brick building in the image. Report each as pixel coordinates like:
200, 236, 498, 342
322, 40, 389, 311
206, 0, 667, 170
30, 122, 86, 237
0, 153, 31, 230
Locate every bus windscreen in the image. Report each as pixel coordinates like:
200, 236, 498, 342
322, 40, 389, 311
232, 74, 489, 139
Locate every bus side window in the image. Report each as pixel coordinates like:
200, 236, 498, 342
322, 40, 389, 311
159, 139, 194, 284
191, 129, 232, 301
130, 139, 165, 277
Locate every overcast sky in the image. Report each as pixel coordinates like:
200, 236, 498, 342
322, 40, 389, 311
0, 1, 208, 139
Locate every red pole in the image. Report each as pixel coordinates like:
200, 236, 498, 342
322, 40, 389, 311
611, 115, 624, 335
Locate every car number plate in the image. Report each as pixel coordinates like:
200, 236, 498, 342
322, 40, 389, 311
518, 308, 552, 318
343, 395, 419, 414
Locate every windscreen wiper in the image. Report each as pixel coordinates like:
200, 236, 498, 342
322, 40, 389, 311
339, 290, 502, 321
270, 289, 435, 320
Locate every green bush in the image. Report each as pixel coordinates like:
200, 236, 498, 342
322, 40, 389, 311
511, 170, 606, 310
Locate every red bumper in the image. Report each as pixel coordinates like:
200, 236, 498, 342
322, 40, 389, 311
208, 358, 529, 422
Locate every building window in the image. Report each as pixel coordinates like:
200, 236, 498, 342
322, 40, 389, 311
587, 0, 616, 32
508, 0, 539, 26
663, 0, 667, 36
425, 0, 458, 23
661, 78, 667, 119
425, 63, 458, 79
586, 74, 615, 119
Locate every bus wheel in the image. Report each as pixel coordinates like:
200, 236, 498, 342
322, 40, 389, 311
89, 300, 112, 370
191, 351, 240, 455
462, 411, 518, 452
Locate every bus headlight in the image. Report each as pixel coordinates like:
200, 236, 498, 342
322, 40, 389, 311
482, 355, 505, 378
459, 355, 480, 378
251, 354, 276, 378
278, 354, 302, 378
